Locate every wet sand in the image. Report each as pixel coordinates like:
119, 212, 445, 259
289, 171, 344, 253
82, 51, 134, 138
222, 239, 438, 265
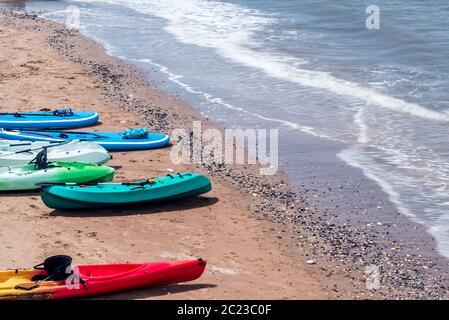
0, 9, 448, 299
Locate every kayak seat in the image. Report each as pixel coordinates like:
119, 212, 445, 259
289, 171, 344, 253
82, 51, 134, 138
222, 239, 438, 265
32, 255, 73, 282
30, 148, 49, 169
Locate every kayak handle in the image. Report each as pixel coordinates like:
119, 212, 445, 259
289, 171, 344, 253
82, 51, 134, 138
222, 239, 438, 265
15, 283, 40, 291
130, 186, 146, 191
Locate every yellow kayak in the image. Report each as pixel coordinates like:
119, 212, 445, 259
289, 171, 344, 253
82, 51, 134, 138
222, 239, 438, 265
0, 269, 62, 300
0, 255, 207, 299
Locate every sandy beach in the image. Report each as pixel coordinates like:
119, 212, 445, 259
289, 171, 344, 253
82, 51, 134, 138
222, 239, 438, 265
0, 9, 343, 300
1, 8, 448, 300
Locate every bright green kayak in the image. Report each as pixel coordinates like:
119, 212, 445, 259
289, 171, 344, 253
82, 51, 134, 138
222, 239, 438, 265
0, 162, 115, 191
40, 172, 212, 210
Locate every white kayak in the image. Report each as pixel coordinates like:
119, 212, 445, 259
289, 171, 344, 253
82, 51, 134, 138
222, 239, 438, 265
0, 140, 111, 167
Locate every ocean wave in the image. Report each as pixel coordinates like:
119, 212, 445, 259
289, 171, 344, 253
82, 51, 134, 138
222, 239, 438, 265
70, 0, 449, 122
338, 146, 449, 259
121, 56, 341, 142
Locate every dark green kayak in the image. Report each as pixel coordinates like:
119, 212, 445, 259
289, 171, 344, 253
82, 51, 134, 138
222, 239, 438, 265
39, 172, 212, 210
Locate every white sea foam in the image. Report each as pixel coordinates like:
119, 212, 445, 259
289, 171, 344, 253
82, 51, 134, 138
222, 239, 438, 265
338, 146, 449, 259
354, 107, 370, 144
338, 148, 415, 217
121, 55, 342, 142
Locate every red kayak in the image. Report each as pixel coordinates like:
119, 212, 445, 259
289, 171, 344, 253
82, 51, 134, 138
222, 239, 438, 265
0, 256, 207, 299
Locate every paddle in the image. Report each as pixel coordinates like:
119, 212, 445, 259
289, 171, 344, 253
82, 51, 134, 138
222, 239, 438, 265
37, 179, 157, 188
36, 182, 101, 187
18, 129, 106, 140
2, 140, 71, 147
0, 140, 64, 147
0, 141, 72, 158
0, 107, 78, 117
4, 142, 32, 147
0, 112, 79, 117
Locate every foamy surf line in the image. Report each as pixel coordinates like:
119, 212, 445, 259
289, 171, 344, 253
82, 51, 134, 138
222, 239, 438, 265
221, 47, 449, 122
338, 147, 449, 259
28, 1, 339, 141
79, 0, 449, 123
121, 55, 344, 142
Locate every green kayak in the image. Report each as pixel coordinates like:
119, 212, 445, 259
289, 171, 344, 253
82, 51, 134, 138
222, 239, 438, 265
40, 172, 212, 210
0, 162, 115, 191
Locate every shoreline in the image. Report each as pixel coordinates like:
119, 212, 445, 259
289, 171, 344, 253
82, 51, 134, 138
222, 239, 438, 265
0, 9, 338, 300
1, 9, 448, 299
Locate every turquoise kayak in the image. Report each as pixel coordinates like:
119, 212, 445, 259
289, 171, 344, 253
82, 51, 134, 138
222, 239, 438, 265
40, 172, 212, 210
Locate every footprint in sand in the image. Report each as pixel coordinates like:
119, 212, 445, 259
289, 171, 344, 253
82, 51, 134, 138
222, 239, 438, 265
86, 232, 98, 239
28, 60, 45, 64
20, 62, 40, 74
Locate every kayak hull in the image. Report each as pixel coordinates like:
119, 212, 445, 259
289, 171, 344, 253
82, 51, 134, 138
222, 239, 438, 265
0, 259, 206, 300
40, 172, 212, 209
0, 129, 170, 151
0, 111, 99, 129
0, 162, 115, 191
0, 140, 111, 166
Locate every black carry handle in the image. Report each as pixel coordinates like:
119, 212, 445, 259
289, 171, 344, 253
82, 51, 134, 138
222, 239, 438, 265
15, 283, 40, 291
122, 180, 150, 186
5, 142, 33, 147
38, 179, 158, 188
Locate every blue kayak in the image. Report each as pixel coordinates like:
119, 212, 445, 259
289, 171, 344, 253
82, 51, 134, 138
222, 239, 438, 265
0, 129, 170, 151
0, 110, 99, 129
